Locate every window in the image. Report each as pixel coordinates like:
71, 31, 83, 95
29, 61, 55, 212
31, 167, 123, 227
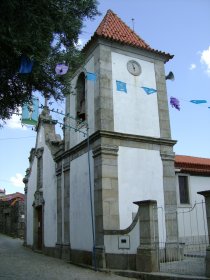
178, 175, 190, 204
36, 148, 43, 190
76, 72, 86, 122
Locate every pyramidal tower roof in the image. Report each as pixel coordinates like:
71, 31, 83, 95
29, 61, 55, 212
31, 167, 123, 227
95, 9, 150, 49
84, 9, 173, 61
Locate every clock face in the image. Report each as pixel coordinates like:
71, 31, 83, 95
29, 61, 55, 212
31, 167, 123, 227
127, 60, 141, 76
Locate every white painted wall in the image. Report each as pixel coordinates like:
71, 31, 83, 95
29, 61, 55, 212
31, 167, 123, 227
105, 220, 139, 254
42, 144, 57, 247
26, 158, 37, 245
36, 126, 57, 247
70, 152, 94, 251
177, 174, 210, 240
26, 126, 45, 245
26, 125, 57, 247
69, 56, 95, 149
112, 52, 160, 137
185, 175, 210, 204
118, 147, 164, 228
118, 146, 165, 240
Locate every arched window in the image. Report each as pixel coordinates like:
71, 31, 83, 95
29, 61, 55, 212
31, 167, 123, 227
76, 72, 86, 122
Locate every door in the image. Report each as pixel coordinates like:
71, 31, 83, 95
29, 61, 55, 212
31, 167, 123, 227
37, 206, 43, 250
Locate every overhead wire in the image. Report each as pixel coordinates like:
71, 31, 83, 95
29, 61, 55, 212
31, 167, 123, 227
0, 136, 35, 141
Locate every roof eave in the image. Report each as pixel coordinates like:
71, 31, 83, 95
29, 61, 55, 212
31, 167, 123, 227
176, 168, 210, 176
82, 34, 173, 63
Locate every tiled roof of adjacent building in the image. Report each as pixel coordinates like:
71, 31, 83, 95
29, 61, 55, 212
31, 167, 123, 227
0, 192, 24, 202
83, 9, 173, 61
175, 155, 210, 175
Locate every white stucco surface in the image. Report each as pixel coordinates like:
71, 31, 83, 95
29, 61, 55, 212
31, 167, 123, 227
26, 158, 37, 245
105, 219, 139, 254
26, 125, 57, 247
112, 52, 160, 137
70, 152, 94, 251
42, 144, 57, 247
118, 146, 165, 239
183, 175, 210, 205
69, 56, 95, 149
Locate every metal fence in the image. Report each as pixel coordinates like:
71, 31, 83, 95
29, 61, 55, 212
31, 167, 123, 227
157, 201, 209, 276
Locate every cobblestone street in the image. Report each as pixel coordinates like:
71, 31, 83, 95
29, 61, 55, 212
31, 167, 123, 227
0, 234, 132, 280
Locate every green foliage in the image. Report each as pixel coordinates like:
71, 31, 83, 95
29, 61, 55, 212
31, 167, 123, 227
0, 0, 99, 122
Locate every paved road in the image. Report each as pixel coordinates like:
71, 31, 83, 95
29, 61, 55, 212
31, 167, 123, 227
0, 234, 132, 280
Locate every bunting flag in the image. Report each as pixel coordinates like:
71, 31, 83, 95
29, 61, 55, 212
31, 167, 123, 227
22, 97, 39, 125
141, 87, 157, 95
190, 100, 207, 104
116, 80, 127, 93
170, 97, 180, 111
19, 56, 33, 74
86, 72, 97, 81
55, 63, 69, 75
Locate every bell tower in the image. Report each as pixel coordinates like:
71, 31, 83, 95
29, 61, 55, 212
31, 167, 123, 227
63, 9, 178, 268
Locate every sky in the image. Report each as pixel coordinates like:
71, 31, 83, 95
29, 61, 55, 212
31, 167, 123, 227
0, 0, 210, 195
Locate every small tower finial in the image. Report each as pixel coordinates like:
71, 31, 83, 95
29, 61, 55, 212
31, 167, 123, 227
131, 18, 135, 31
44, 97, 48, 107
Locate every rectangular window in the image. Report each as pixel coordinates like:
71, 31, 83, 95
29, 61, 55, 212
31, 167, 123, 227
37, 156, 43, 189
178, 175, 190, 204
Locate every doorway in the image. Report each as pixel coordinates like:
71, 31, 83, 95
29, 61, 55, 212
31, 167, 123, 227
36, 206, 43, 250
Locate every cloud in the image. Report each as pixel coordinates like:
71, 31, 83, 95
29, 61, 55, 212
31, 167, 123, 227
6, 112, 27, 130
74, 38, 87, 50
189, 63, 196, 70
10, 173, 24, 187
200, 46, 210, 76
77, 38, 84, 46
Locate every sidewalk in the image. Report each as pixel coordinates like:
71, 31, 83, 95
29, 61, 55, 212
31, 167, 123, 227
0, 233, 133, 280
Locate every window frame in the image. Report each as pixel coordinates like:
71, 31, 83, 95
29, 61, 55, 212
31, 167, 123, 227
76, 72, 86, 123
36, 148, 44, 190
177, 174, 191, 207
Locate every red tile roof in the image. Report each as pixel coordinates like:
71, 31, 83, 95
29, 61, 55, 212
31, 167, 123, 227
175, 155, 210, 175
84, 10, 173, 61
96, 9, 150, 49
0, 192, 24, 202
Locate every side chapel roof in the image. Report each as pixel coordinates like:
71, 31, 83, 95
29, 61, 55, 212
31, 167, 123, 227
83, 9, 173, 62
0, 192, 24, 203
175, 155, 210, 175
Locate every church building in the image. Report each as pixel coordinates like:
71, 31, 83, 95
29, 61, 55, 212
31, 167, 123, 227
24, 10, 209, 273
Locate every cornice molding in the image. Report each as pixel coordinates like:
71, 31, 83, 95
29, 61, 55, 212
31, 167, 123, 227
55, 130, 176, 162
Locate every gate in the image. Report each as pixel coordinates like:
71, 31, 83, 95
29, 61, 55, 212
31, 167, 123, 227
158, 201, 209, 276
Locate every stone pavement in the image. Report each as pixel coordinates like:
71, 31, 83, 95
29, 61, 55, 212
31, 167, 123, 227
1, 234, 208, 280
0, 234, 133, 280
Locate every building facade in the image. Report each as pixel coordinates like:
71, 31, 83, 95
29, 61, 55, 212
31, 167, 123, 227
0, 192, 25, 238
24, 107, 62, 252
24, 10, 210, 272
175, 155, 210, 246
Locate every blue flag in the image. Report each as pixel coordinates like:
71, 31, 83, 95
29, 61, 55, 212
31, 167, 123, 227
86, 72, 97, 81
141, 87, 157, 95
190, 100, 207, 104
19, 56, 33, 74
22, 97, 39, 125
116, 80, 127, 93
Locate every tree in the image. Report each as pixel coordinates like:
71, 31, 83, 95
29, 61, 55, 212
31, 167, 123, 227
0, 0, 99, 123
